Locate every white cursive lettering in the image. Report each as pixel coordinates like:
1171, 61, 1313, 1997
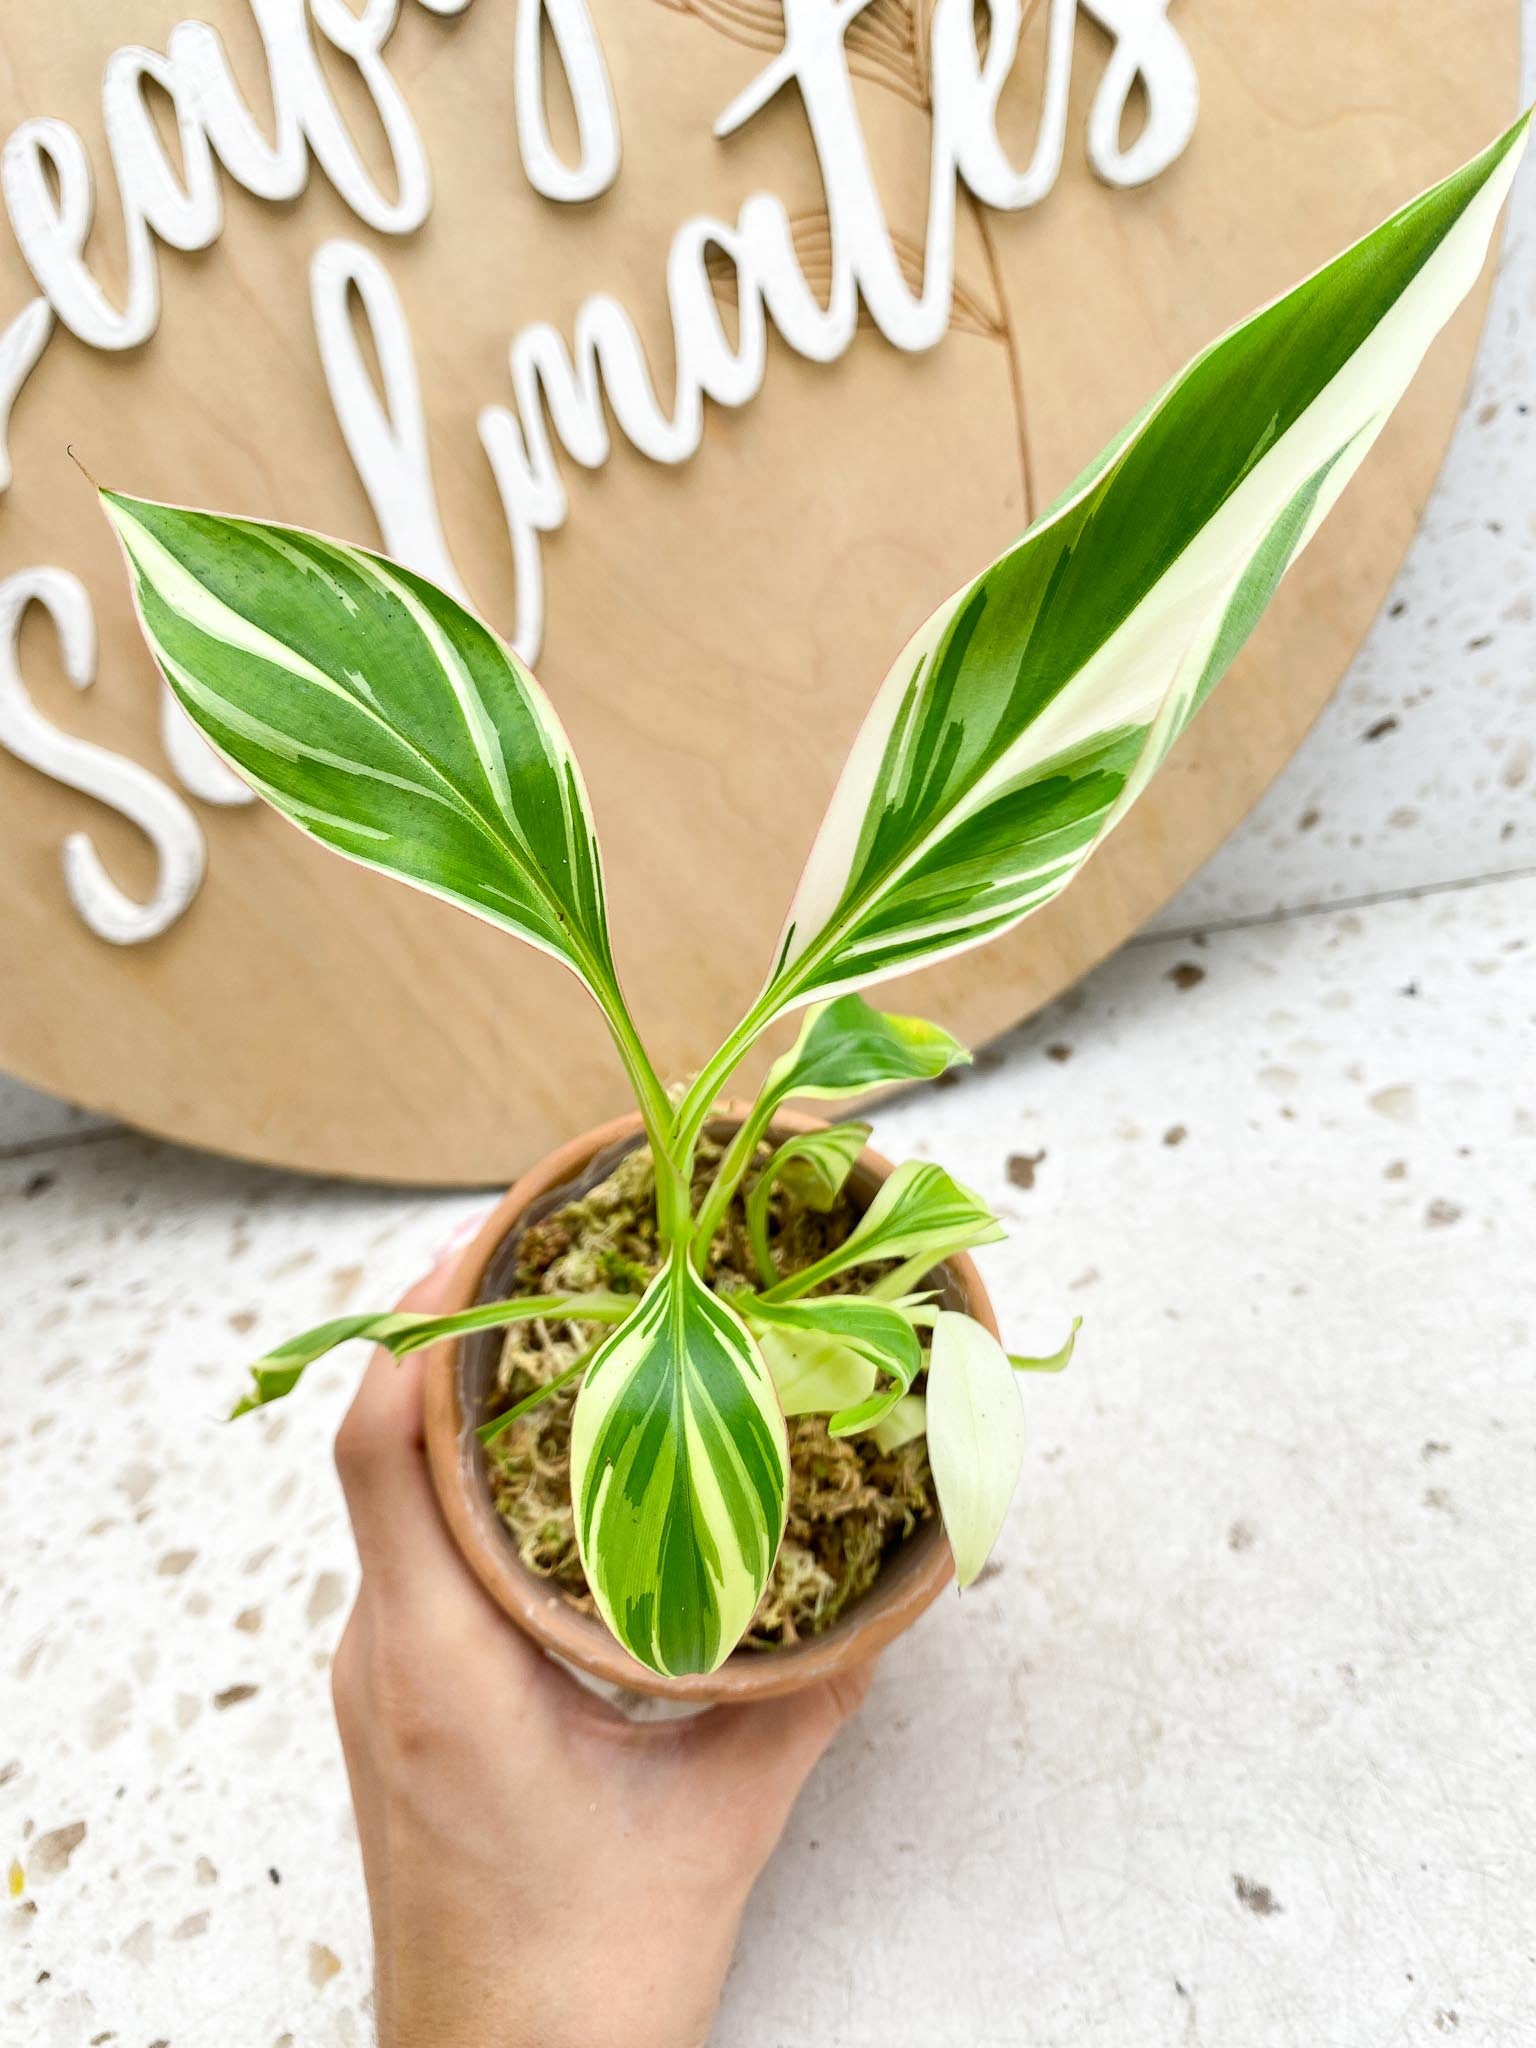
0, 569, 207, 943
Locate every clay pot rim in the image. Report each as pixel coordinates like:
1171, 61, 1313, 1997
423, 1104, 999, 1703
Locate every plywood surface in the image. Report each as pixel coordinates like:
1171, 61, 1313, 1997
0, 1, 1520, 1181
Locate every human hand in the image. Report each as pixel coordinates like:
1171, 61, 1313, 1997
331, 1260, 874, 2048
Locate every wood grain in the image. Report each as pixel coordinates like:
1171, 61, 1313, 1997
0, 1, 1518, 1182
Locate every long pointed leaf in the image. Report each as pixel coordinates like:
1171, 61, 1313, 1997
571, 1256, 789, 1677
229, 1292, 634, 1417
101, 490, 620, 999
763, 1160, 1002, 1300
755, 116, 1530, 1019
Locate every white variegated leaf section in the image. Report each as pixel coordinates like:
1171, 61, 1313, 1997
926, 1310, 1027, 1588
101, 488, 619, 996
760, 118, 1529, 1019
571, 1255, 788, 1677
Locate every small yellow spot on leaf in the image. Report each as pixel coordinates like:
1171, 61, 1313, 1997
8, 1858, 24, 1898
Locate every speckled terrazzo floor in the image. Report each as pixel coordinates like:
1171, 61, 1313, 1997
5, 51, 1536, 2048
5, 872, 1535, 2048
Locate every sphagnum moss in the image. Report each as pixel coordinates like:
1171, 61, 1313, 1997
484, 1136, 936, 1648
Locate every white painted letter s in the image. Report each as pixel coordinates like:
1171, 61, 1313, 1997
0, 569, 206, 944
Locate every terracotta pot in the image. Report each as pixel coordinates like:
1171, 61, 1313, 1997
424, 1105, 1000, 1703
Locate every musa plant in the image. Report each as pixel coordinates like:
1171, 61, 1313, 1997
102, 118, 1527, 1678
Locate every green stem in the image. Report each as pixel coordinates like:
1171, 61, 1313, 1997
689, 1092, 779, 1263
395, 1291, 635, 1347
675, 898, 886, 1172
863, 1254, 940, 1303
758, 1241, 851, 1304
589, 975, 691, 1245
476, 1339, 603, 1446
675, 793, 966, 1178
744, 1168, 779, 1288
673, 990, 782, 1180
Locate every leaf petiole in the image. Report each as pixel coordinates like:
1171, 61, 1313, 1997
477, 1342, 603, 1445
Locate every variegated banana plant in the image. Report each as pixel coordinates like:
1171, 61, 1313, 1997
102, 117, 1528, 1677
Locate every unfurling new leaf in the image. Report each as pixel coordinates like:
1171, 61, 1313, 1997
744, 1121, 870, 1283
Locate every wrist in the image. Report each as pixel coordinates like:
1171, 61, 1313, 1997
381, 1915, 738, 2048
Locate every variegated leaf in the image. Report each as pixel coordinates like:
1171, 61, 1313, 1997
871, 1392, 927, 1454
101, 491, 620, 1001
744, 1121, 870, 1283
571, 1256, 788, 1677
758, 1123, 870, 1212
926, 1310, 1026, 1587
230, 1291, 633, 1418
691, 997, 964, 1252
754, 117, 1530, 1020
762, 995, 969, 1103
765, 1161, 1002, 1301
744, 1295, 920, 1435
755, 1325, 875, 1420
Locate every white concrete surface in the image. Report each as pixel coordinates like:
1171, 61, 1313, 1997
4, 36, 1535, 2048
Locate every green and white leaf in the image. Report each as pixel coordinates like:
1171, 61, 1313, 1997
744, 1121, 870, 1283
761, 995, 970, 1104
571, 1256, 788, 1677
755, 1325, 875, 1419
743, 1294, 920, 1434
101, 490, 620, 1002
752, 117, 1530, 1021
926, 1310, 1027, 1588
822, 1158, 1005, 1272
871, 1393, 927, 1454
755, 1122, 869, 1214
692, 997, 965, 1250
230, 1292, 633, 1418
766, 1161, 1002, 1301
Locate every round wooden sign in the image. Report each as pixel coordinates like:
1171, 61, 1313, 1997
0, 2, 1518, 1182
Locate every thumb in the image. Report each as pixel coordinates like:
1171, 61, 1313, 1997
331, 1258, 471, 1592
